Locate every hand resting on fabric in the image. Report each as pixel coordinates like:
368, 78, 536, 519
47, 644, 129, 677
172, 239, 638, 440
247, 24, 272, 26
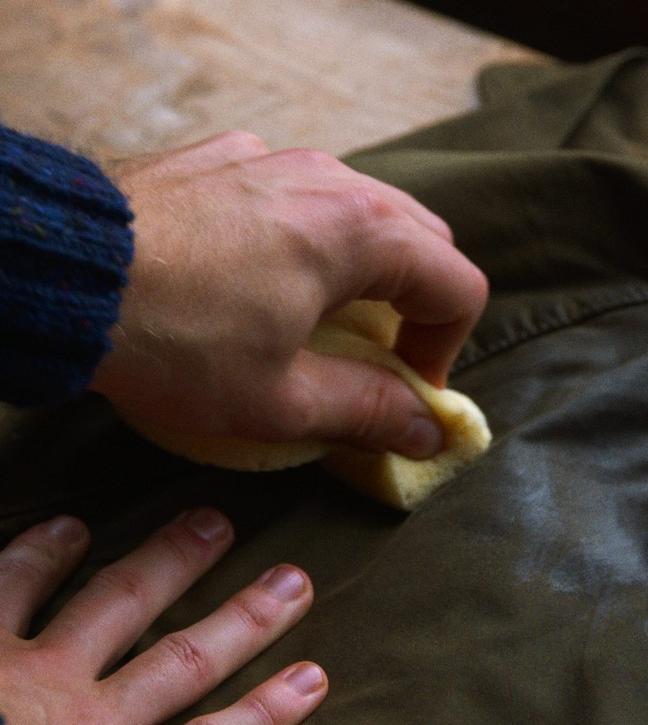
0, 511, 327, 724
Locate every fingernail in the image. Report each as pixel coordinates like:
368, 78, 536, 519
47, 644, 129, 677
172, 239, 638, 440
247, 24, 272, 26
183, 509, 230, 541
259, 565, 306, 602
284, 663, 325, 695
400, 415, 444, 459
47, 516, 86, 544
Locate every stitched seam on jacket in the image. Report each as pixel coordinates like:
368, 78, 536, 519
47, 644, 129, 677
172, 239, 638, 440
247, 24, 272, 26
452, 285, 648, 375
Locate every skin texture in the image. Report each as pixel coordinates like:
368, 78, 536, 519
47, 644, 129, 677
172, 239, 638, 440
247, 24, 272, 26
0, 511, 328, 724
91, 131, 488, 461
0, 132, 488, 721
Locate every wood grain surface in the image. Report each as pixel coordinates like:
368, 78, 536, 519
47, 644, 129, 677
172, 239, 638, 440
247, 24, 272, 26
0, 0, 545, 158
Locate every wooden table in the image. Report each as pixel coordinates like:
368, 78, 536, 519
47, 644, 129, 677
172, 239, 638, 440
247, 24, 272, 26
0, 0, 546, 159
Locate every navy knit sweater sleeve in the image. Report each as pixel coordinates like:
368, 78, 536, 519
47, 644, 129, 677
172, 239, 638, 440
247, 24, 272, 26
0, 125, 134, 406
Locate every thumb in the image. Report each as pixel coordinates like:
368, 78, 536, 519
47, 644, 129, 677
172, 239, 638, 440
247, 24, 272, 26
284, 349, 444, 459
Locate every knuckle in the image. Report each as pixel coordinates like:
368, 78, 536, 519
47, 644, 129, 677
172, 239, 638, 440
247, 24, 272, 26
229, 592, 275, 634
159, 631, 211, 679
284, 147, 340, 168
240, 694, 278, 725
345, 185, 399, 225
218, 129, 267, 152
89, 565, 148, 609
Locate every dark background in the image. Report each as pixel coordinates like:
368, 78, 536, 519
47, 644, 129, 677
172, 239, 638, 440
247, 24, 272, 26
410, 1, 648, 60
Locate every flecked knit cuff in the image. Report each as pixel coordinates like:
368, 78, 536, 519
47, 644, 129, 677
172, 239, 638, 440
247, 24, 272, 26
0, 125, 134, 406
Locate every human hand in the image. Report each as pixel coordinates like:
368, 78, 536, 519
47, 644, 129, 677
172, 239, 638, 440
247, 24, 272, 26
0, 510, 326, 724
92, 132, 488, 459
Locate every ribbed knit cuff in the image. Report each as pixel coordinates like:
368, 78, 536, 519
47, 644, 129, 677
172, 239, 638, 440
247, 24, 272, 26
0, 125, 134, 406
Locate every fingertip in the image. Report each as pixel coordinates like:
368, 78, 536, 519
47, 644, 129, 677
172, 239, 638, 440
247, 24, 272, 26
208, 659, 328, 725
289, 564, 315, 602
393, 413, 445, 459
176, 507, 234, 544
289, 564, 313, 587
43, 515, 90, 546
375, 376, 445, 459
258, 563, 314, 605
283, 661, 328, 697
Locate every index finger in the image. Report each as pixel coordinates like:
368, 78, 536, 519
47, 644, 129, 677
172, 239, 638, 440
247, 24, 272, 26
337, 212, 488, 387
391, 233, 488, 387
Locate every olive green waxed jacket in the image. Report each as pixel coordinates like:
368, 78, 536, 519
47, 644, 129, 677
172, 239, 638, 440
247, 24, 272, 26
1, 48, 647, 724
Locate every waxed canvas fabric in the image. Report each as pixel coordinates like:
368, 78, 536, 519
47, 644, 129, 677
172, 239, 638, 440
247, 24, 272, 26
1, 48, 648, 724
